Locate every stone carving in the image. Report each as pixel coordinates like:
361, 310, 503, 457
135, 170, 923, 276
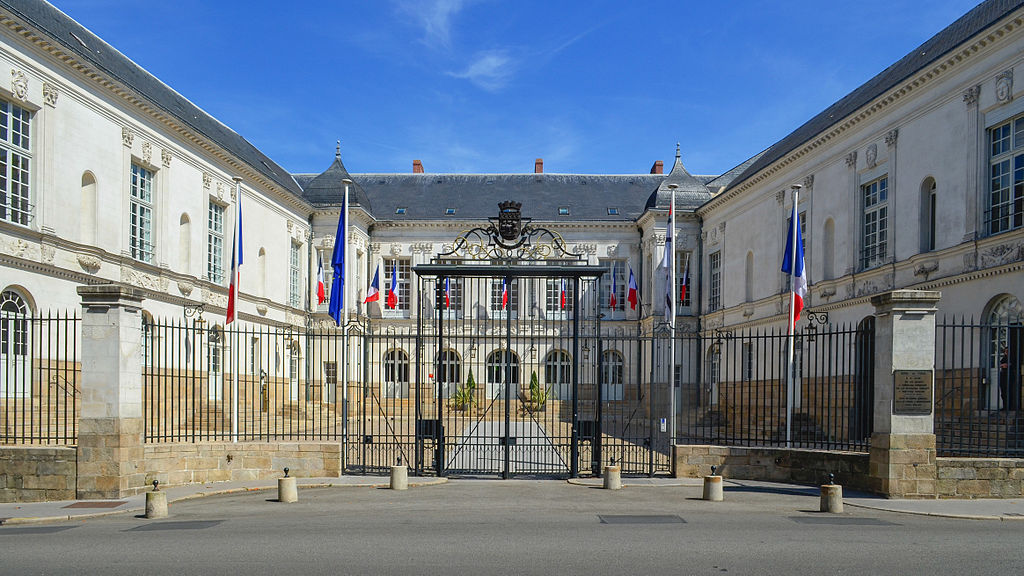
653, 233, 666, 246
802, 174, 814, 192
996, 70, 1014, 104
369, 242, 380, 254
42, 82, 58, 106
390, 243, 402, 255
161, 149, 172, 167
913, 260, 939, 279
202, 287, 228, 308
963, 252, 978, 273
216, 182, 225, 201
230, 185, 236, 201
203, 172, 211, 189
177, 280, 193, 296
410, 242, 434, 254
77, 254, 101, 273
742, 306, 754, 317
40, 245, 54, 264
963, 85, 980, 106
256, 304, 268, 316
573, 243, 597, 255
704, 316, 723, 330
10, 69, 27, 100
980, 242, 1024, 268
776, 189, 785, 204
121, 267, 161, 291
1, 237, 30, 258
122, 127, 134, 147
856, 280, 880, 298
606, 245, 618, 257
441, 243, 454, 254
845, 151, 857, 168
866, 144, 878, 168
287, 220, 293, 233
709, 226, 720, 246
819, 286, 836, 300
142, 142, 152, 165
885, 129, 898, 148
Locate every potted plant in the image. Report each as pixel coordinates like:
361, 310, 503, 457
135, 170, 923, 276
451, 369, 477, 412
526, 370, 547, 412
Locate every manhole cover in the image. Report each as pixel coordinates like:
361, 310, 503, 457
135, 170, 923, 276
789, 516, 898, 526
598, 515, 685, 524
128, 520, 223, 531
64, 501, 126, 509
0, 526, 77, 535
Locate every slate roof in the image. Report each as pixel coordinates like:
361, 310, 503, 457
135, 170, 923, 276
644, 145, 714, 210
0, 0, 303, 196
299, 146, 371, 210
725, 0, 1024, 192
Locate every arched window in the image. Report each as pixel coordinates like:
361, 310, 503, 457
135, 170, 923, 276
383, 349, 410, 399
2, 290, 31, 398
601, 350, 624, 401
744, 252, 754, 303
706, 344, 721, 406
920, 178, 937, 252
207, 325, 223, 400
81, 172, 97, 245
544, 350, 572, 400
437, 349, 461, 398
486, 349, 519, 399
288, 339, 301, 401
985, 295, 1023, 411
140, 310, 154, 367
823, 218, 835, 281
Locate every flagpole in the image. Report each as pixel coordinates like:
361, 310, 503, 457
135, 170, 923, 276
341, 177, 352, 418
786, 184, 801, 448
231, 176, 242, 443
668, 183, 677, 447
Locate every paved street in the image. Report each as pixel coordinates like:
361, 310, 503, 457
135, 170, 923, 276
3, 480, 1024, 575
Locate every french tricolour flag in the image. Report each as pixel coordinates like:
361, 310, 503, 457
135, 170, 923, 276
226, 194, 242, 325
386, 263, 398, 309
781, 204, 807, 326
316, 254, 326, 305
363, 263, 380, 304
444, 277, 451, 308
610, 269, 618, 309
627, 266, 638, 311
560, 278, 567, 309
501, 278, 508, 309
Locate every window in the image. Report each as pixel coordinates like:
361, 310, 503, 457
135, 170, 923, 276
744, 252, 754, 303
677, 251, 692, 309
0, 99, 32, 225
383, 349, 409, 398
129, 163, 155, 263
544, 350, 572, 400
600, 260, 626, 313
383, 258, 411, 312
607, 207, 619, 215
395, 207, 406, 215
988, 117, 1024, 235
558, 207, 569, 216
490, 278, 518, 315
741, 342, 753, 380
289, 242, 301, 308
708, 252, 721, 312
437, 350, 461, 398
208, 326, 223, 400
486, 349, 519, 399
445, 207, 456, 215
921, 179, 937, 252
601, 350, 624, 401
545, 278, 574, 316
436, 277, 463, 316
0, 289, 29, 357
207, 202, 225, 284
861, 176, 888, 269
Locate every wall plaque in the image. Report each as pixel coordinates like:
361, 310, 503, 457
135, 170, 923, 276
893, 370, 933, 415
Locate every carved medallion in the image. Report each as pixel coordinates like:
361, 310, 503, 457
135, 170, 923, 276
42, 82, 58, 106
996, 70, 1014, 104
10, 69, 27, 100
866, 144, 878, 168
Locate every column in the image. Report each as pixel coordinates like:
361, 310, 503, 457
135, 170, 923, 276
76, 285, 147, 499
868, 289, 941, 498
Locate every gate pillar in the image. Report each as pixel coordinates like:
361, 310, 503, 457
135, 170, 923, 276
868, 290, 941, 498
76, 285, 147, 499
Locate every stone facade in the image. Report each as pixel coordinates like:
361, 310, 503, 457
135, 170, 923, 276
0, 446, 76, 502
142, 442, 342, 488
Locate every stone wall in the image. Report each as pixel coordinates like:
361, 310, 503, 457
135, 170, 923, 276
140, 442, 342, 489
0, 446, 76, 502
937, 457, 1024, 498
671, 445, 873, 493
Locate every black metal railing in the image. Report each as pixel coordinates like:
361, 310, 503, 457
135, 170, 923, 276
936, 317, 1023, 457
1, 311, 79, 445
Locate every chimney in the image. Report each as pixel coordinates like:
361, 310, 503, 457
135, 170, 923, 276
535, 158, 544, 173
413, 159, 424, 173
650, 160, 663, 174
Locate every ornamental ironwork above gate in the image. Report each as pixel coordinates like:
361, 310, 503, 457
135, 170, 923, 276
436, 200, 582, 263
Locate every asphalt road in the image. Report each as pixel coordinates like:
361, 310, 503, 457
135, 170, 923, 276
2, 480, 1022, 575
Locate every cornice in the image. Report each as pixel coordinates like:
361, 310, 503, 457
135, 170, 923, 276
699, 11, 1024, 217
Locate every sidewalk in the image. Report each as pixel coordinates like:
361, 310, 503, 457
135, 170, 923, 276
3, 476, 1024, 525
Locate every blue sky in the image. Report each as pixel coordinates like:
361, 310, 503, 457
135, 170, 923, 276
53, 0, 982, 176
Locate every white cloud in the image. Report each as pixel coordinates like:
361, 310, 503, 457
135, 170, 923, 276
396, 0, 471, 49
448, 50, 515, 91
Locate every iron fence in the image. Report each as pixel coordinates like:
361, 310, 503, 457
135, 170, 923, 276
0, 311, 79, 445
936, 317, 1023, 457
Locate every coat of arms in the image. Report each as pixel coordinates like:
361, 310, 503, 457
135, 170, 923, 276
497, 201, 523, 242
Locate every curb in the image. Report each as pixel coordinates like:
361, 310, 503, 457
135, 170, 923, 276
843, 500, 1024, 521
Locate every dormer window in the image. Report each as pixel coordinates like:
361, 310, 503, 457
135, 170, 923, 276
558, 207, 569, 216
445, 208, 456, 215
395, 207, 407, 215
607, 207, 619, 215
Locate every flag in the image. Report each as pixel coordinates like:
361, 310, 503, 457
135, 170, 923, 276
661, 207, 673, 269
680, 257, 689, 305
662, 207, 674, 323
501, 278, 508, 309
386, 263, 398, 309
781, 205, 807, 326
627, 267, 639, 311
560, 278, 567, 309
226, 193, 242, 325
364, 264, 380, 304
444, 277, 451, 308
610, 268, 618, 309
328, 206, 346, 325
316, 254, 326, 305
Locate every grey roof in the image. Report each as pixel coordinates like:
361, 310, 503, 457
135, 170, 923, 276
644, 145, 713, 210
704, 148, 769, 191
296, 172, 686, 221
0, 0, 303, 196
726, 0, 1024, 192
299, 148, 371, 210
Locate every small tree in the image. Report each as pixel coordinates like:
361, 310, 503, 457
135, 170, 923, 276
452, 369, 477, 411
528, 370, 546, 411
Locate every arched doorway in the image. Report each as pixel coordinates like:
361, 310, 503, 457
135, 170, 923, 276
985, 295, 1023, 411
1, 289, 31, 399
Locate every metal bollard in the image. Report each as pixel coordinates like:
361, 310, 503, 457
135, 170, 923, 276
278, 467, 298, 503
820, 473, 843, 513
703, 465, 724, 502
145, 480, 168, 519
603, 465, 622, 490
391, 458, 408, 490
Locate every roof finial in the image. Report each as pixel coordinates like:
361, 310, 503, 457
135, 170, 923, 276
336, 140, 341, 160
676, 142, 681, 159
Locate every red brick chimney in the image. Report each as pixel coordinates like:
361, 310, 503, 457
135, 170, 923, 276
535, 158, 544, 174
413, 160, 424, 173
650, 160, 663, 174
